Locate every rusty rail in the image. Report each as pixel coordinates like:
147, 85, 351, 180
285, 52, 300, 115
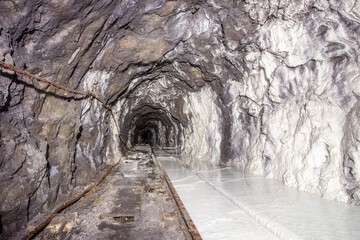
21, 163, 119, 240
163, 169, 203, 240
151, 148, 202, 240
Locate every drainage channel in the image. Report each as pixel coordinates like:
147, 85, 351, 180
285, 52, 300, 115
153, 147, 280, 240
153, 147, 360, 240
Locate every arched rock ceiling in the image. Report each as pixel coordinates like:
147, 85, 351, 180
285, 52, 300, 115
1, 0, 360, 237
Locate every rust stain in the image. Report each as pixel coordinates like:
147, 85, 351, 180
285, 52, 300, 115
162, 168, 203, 240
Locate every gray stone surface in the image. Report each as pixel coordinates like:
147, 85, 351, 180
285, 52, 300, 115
10, 146, 191, 240
0, 0, 360, 237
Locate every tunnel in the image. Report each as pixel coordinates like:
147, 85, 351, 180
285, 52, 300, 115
127, 105, 181, 147
1, 0, 360, 239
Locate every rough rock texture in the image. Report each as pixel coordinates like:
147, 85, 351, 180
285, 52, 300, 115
28, 146, 191, 240
0, 0, 360, 237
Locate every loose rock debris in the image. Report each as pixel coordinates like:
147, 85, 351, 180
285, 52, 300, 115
28, 145, 194, 240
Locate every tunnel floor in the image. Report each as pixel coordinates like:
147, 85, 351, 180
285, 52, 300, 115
25, 145, 360, 240
28, 145, 192, 240
154, 147, 360, 240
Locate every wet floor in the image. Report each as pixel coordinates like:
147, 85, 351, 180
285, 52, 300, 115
154, 147, 360, 240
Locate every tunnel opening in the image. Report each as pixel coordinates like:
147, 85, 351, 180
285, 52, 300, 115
123, 104, 183, 149
133, 121, 158, 146
139, 129, 152, 145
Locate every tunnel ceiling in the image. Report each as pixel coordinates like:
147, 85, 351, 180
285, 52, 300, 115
1, 0, 360, 236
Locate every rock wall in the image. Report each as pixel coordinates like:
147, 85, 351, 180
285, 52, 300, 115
235, 0, 360, 203
0, 0, 360, 237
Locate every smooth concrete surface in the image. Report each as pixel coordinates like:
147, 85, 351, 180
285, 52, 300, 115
154, 147, 360, 240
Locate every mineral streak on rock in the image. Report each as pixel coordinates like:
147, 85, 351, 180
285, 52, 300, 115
0, 0, 360, 238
